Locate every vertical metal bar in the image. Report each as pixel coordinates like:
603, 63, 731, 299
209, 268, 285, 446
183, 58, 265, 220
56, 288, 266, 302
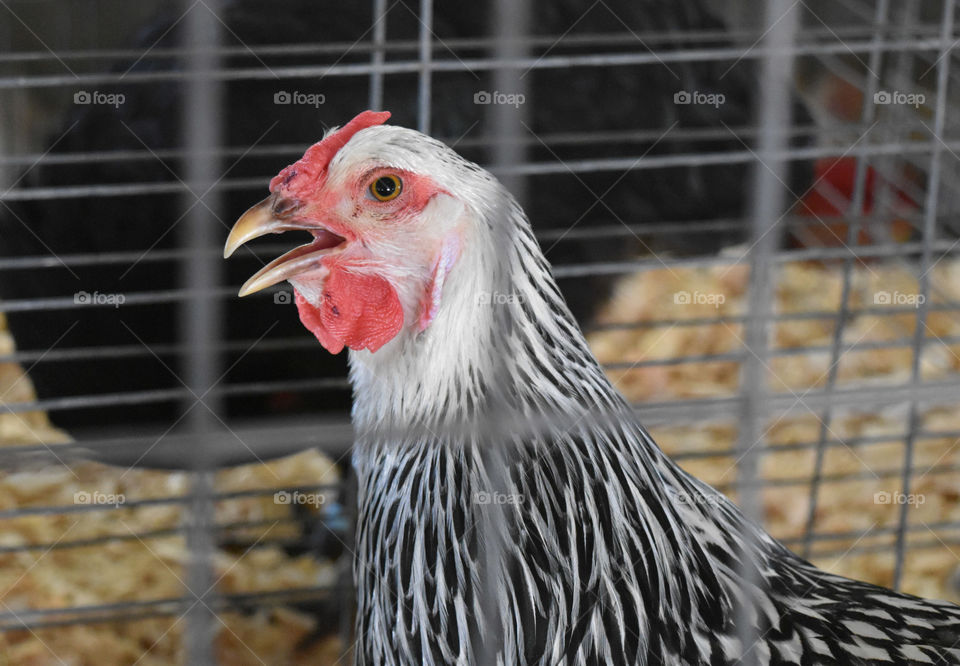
873, 0, 920, 232
490, 0, 530, 206
181, 0, 224, 439
368, 0, 387, 111
0, 11, 13, 187
475, 1, 530, 663
736, 1, 799, 662
0, 96, 8, 191
893, 0, 955, 591
801, 0, 889, 560
416, 0, 432, 133
180, 0, 224, 662
344, 1, 390, 656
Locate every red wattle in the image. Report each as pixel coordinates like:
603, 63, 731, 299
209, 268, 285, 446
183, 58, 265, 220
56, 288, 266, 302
294, 263, 403, 354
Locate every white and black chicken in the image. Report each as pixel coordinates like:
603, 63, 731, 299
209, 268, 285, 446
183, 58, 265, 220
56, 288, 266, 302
225, 111, 960, 666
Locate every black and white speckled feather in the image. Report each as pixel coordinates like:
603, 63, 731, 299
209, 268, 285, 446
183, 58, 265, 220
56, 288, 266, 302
317, 124, 960, 665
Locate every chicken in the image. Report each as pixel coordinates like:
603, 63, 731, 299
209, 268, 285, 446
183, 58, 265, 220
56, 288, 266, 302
224, 111, 960, 665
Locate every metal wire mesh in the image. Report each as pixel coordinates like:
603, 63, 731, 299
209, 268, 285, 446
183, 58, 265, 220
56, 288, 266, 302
2, 0, 960, 662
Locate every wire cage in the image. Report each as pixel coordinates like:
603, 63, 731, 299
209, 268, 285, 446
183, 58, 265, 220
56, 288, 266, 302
2, 0, 960, 663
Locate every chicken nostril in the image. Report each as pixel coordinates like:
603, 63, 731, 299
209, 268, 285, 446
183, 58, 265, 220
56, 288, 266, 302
272, 196, 301, 217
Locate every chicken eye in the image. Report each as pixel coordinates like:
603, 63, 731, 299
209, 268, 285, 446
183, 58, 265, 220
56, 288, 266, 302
370, 175, 402, 201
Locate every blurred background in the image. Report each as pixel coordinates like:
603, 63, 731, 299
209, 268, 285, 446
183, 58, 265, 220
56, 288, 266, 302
3, 0, 960, 663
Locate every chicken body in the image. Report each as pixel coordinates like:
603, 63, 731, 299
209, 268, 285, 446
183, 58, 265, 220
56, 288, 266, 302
227, 115, 960, 665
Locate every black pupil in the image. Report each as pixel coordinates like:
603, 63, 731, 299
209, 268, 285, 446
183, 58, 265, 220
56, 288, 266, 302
374, 177, 398, 198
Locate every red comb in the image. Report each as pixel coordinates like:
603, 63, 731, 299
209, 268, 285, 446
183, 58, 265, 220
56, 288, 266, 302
270, 110, 392, 194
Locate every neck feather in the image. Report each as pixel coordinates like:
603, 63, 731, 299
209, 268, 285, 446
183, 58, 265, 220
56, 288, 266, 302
347, 187, 623, 433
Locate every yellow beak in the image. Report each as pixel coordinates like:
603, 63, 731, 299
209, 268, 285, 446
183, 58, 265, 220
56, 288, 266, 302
224, 194, 346, 297
224, 195, 289, 260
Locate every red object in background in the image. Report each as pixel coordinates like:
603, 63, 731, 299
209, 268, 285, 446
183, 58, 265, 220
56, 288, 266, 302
793, 156, 918, 248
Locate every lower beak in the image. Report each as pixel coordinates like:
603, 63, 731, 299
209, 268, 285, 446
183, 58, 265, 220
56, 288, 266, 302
224, 194, 346, 297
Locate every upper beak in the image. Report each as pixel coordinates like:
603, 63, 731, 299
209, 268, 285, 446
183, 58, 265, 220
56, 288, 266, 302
224, 194, 300, 259
224, 193, 347, 297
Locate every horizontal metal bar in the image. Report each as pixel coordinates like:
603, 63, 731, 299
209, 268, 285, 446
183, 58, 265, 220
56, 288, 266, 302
3, 241, 958, 316
0, 584, 348, 633
0, 135, 948, 202
0, 519, 271, 554
713, 461, 960, 493
1, 22, 940, 66
604, 331, 960, 370
3, 376, 960, 465
5, 303, 957, 370
3, 529, 957, 632
5, 462, 958, 554
6, 318, 960, 414
782, 518, 960, 549
0, 376, 350, 414
0, 335, 318, 364
0, 286, 238, 312
7, 416, 950, 478
2, 510, 958, 631
0, 207, 924, 273
3, 120, 873, 169
0, 36, 950, 89
0, 419, 357, 465
804, 536, 960, 561
671, 428, 960, 463
0, 514, 350, 555
0, 482, 342, 520
588, 303, 934, 334
635, 378, 960, 424
552, 240, 960, 278
0, 213, 761, 272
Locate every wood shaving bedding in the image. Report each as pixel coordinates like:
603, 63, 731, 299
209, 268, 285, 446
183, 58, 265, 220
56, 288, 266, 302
0, 313, 346, 665
588, 258, 960, 603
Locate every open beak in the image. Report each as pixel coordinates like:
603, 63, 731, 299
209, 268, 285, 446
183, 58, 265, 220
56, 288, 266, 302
224, 194, 346, 297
